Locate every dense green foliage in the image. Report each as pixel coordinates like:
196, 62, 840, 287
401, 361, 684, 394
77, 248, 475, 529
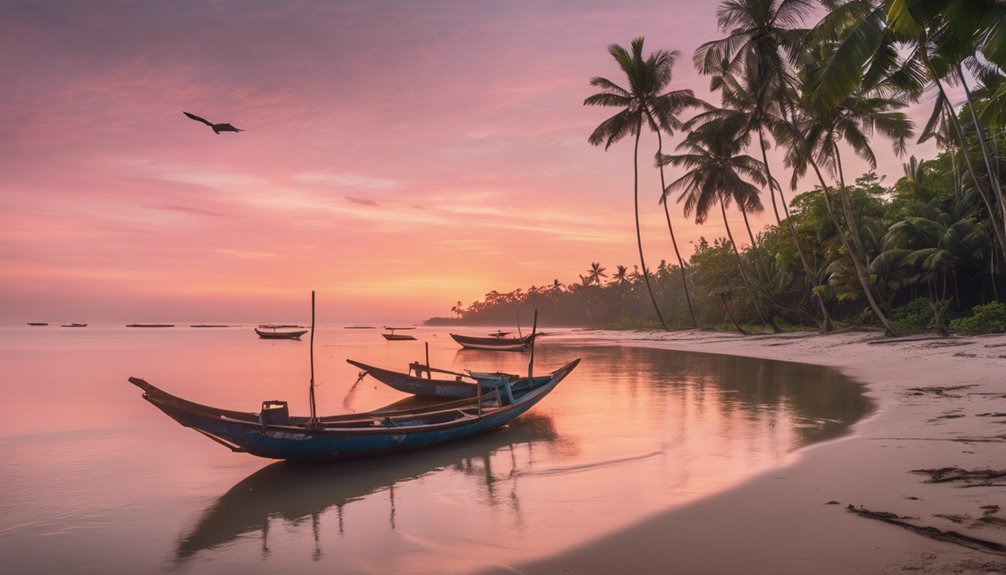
949, 302, 1006, 334
435, 1, 1006, 335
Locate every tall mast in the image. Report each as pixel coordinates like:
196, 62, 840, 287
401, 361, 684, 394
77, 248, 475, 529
527, 310, 537, 381
309, 290, 317, 424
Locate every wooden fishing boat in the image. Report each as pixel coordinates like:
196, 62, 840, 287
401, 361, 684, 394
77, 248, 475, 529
259, 324, 305, 329
382, 327, 416, 341
346, 358, 573, 399
127, 358, 578, 462
127, 323, 175, 328
450, 332, 534, 351
61, 323, 87, 327
27, 322, 48, 326
254, 328, 308, 340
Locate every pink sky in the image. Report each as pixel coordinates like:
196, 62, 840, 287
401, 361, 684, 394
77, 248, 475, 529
0, 1, 944, 323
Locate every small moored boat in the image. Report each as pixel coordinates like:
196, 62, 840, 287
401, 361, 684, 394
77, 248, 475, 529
450, 333, 534, 351
254, 328, 308, 340
347, 358, 575, 399
382, 327, 416, 341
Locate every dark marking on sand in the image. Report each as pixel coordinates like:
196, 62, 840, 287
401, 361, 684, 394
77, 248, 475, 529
846, 505, 1006, 555
905, 385, 976, 398
924, 340, 973, 348
930, 413, 966, 421
911, 467, 1006, 484
867, 336, 958, 345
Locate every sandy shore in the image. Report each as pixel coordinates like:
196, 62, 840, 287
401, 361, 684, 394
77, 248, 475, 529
490, 329, 1006, 575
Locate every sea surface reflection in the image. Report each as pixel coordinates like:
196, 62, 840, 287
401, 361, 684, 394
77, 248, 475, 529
176, 413, 558, 565
0, 326, 870, 574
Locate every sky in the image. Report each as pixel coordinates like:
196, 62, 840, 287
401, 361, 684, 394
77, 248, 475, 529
0, 0, 946, 324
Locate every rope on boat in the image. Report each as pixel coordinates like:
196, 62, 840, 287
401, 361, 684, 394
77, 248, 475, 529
342, 370, 369, 410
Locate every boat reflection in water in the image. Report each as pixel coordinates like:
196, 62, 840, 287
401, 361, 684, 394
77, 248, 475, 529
175, 412, 563, 564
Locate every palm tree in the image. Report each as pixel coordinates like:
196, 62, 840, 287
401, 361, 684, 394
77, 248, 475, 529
782, 46, 913, 335
586, 37, 682, 330
698, 52, 836, 330
451, 301, 464, 318
661, 119, 775, 331
694, 1, 843, 331
878, 190, 987, 332
810, 0, 1006, 261
611, 265, 630, 285
695, 0, 816, 223
646, 53, 702, 328
586, 262, 608, 286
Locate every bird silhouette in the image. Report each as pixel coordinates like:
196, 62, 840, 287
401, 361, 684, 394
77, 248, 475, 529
183, 111, 243, 134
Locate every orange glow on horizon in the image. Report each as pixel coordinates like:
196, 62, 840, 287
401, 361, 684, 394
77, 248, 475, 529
0, 1, 947, 323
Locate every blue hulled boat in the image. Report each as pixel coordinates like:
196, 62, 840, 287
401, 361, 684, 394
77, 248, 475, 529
128, 358, 578, 462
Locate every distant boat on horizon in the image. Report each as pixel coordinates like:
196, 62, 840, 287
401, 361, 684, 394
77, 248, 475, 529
382, 327, 416, 341
254, 327, 308, 340
344, 325, 376, 329
451, 332, 535, 352
190, 324, 232, 328
27, 322, 48, 326
61, 323, 87, 328
127, 324, 175, 328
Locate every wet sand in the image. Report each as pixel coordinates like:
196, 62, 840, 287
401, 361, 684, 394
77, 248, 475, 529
491, 330, 1006, 575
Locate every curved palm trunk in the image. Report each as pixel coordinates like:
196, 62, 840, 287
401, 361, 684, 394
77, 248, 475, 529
633, 122, 669, 330
719, 293, 746, 335
720, 196, 771, 331
808, 158, 899, 336
756, 124, 783, 225
922, 52, 1006, 262
833, 150, 877, 297
957, 64, 1006, 236
738, 204, 769, 279
941, 92, 1006, 260
738, 205, 784, 333
758, 126, 833, 331
656, 129, 698, 328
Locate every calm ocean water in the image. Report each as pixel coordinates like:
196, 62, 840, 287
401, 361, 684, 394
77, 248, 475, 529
0, 324, 869, 574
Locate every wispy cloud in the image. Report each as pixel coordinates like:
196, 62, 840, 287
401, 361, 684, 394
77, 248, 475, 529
143, 203, 225, 218
293, 171, 405, 190
345, 196, 383, 207
213, 248, 278, 260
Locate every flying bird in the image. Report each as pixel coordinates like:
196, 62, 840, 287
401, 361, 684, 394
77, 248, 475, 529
183, 111, 243, 134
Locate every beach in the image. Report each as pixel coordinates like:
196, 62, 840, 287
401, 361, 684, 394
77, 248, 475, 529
497, 330, 1006, 575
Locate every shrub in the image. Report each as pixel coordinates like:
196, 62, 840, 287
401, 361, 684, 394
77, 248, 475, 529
949, 302, 1006, 334
850, 306, 881, 328
892, 298, 935, 333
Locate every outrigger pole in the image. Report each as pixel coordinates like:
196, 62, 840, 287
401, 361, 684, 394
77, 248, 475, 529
309, 290, 318, 424
527, 310, 537, 381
